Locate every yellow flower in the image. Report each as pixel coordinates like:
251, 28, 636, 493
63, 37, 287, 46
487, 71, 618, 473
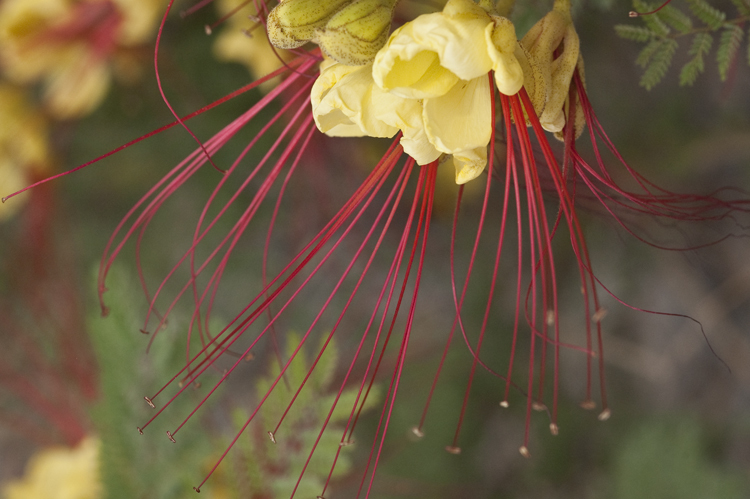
0, 84, 50, 220
212, 0, 294, 85
2, 437, 102, 499
369, 0, 524, 183
0, 0, 165, 119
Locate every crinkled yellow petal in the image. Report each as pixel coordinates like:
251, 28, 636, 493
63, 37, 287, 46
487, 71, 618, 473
422, 76, 492, 155
311, 63, 375, 137
372, 0, 493, 99
399, 123, 441, 166
453, 146, 487, 184
314, 62, 429, 139
487, 17, 524, 96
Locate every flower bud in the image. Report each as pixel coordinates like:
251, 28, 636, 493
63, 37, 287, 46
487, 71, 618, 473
267, 0, 350, 49
314, 0, 398, 66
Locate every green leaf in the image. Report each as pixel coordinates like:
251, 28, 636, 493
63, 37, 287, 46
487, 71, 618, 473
657, 4, 694, 34
717, 24, 744, 80
89, 266, 215, 499
686, 0, 727, 29
636, 38, 665, 68
640, 38, 678, 89
729, 0, 750, 16
632, 0, 671, 36
615, 24, 656, 42
679, 33, 713, 86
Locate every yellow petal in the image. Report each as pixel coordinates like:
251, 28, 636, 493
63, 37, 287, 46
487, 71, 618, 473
453, 146, 488, 184
487, 17, 524, 96
422, 76, 492, 155
312, 62, 406, 138
372, 0, 493, 99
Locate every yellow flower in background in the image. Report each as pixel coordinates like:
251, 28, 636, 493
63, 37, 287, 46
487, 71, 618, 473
0, 0, 165, 119
212, 0, 294, 85
2, 437, 102, 499
0, 84, 50, 220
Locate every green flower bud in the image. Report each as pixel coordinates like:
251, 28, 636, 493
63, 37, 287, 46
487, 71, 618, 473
267, 0, 351, 49
315, 0, 399, 66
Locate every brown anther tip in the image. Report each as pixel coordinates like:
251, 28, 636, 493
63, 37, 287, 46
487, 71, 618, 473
137, 427, 143, 435
339, 439, 354, 447
178, 381, 184, 388
592, 308, 608, 323
545, 310, 555, 326
532, 402, 547, 411
629, 10, 639, 17
204, 25, 212, 35
580, 400, 596, 410
248, 14, 262, 23
268, 431, 276, 444
144, 396, 155, 408
519, 446, 531, 458
499, 400, 509, 408
550, 423, 559, 436
411, 427, 425, 438
445, 446, 461, 455
139, 329, 150, 335
193, 382, 201, 389
1, 196, 7, 203
193, 487, 201, 493
317, 496, 325, 499
167, 431, 176, 443
244, 352, 254, 362
598, 409, 611, 421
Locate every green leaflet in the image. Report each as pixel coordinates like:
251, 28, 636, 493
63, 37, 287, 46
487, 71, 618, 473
717, 24, 744, 80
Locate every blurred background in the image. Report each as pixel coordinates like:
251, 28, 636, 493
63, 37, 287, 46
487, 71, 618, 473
0, 0, 749, 497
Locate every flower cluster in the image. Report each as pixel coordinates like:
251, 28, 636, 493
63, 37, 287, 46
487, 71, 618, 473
92, 0, 750, 496
0, 0, 166, 118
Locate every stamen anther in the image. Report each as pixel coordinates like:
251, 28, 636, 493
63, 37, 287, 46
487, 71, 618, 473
532, 402, 547, 411
268, 431, 276, 444
411, 427, 425, 438
550, 423, 559, 436
445, 446, 461, 454
144, 397, 155, 408
592, 308, 607, 323
580, 400, 596, 410
519, 446, 530, 458
137, 427, 143, 435
499, 400, 509, 408
167, 431, 176, 443
598, 409, 611, 421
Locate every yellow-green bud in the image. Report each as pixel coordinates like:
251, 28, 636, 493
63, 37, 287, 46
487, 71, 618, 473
315, 0, 398, 66
267, 0, 351, 49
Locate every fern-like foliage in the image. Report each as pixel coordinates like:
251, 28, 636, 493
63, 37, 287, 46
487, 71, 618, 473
88, 266, 216, 499
225, 333, 381, 498
616, 0, 750, 88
